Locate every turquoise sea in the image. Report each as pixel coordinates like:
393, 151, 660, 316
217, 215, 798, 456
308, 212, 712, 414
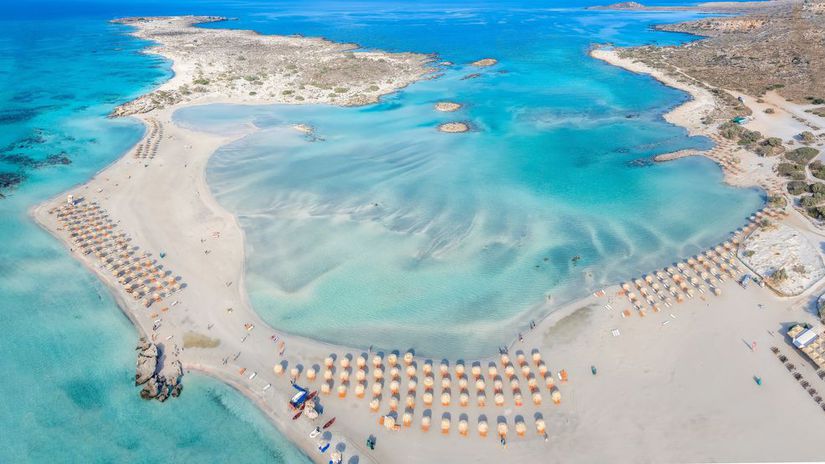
1, 0, 760, 461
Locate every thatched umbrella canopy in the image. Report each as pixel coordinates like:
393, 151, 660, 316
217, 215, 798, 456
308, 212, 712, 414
458, 377, 467, 389
475, 378, 486, 391
404, 351, 414, 365
458, 418, 469, 436
478, 420, 489, 437
532, 392, 542, 405
372, 354, 383, 367
494, 393, 505, 406
536, 418, 546, 434
421, 415, 431, 431
440, 417, 450, 434
355, 383, 365, 398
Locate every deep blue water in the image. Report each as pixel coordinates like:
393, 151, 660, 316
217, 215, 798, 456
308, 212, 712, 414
0, 0, 760, 461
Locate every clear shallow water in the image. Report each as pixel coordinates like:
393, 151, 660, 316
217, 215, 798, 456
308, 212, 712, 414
173, 4, 765, 357
1, 0, 760, 460
0, 13, 308, 464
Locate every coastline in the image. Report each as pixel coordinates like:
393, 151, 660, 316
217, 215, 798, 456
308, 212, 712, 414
590, 47, 786, 195
27, 12, 825, 464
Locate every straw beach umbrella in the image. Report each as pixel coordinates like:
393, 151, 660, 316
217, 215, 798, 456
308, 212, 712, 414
497, 422, 508, 440
478, 420, 489, 437
441, 417, 451, 434
536, 418, 546, 435
441, 391, 451, 406
458, 418, 469, 436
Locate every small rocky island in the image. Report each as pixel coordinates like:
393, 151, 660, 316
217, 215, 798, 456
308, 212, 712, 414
438, 122, 470, 133
470, 58, 497, 67
435, 101, 462, 112
135, 337, 183, 402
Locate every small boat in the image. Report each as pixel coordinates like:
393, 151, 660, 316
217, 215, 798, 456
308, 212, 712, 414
591, 365, 597, 375
309, 427, 321, 438
318, 443, 330, 453
248, 371, 257, 380
323, 417, 336, 429
262, 383, 271, 392
292, 410, 303, 420
306, 391, 317, 402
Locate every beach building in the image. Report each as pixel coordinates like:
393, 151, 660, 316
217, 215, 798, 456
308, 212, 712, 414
788, 324, 825, 367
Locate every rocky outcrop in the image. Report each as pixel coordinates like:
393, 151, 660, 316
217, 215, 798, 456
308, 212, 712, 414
135, 337, 184, 402
135, 337, 158, 385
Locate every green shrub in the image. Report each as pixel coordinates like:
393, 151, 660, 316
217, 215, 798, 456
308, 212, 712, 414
772, 268, 788, 282
767, 195, 787, 208
778, 162, 805, 179
763, 137, 783, 147
809, 206, 825, 220
799, 131, 816, 143
800, 193, 825, 208
811, 161, 825, 180
810, 182, 825, 194
787, 180, 808, 195
719, 121, 744, 140
786, 147, 819, 164
738, 129, 762, 146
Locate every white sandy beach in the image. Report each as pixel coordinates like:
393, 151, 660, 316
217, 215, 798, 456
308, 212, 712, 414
30, 15, 825, 464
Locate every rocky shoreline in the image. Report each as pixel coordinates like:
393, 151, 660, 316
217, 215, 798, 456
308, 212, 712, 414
135, 337, 183, 402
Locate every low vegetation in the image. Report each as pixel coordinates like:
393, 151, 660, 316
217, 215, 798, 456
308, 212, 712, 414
785, 146, 820, 164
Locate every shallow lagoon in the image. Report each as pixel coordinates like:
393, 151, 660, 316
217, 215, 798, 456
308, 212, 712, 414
178, 4, 763, 357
